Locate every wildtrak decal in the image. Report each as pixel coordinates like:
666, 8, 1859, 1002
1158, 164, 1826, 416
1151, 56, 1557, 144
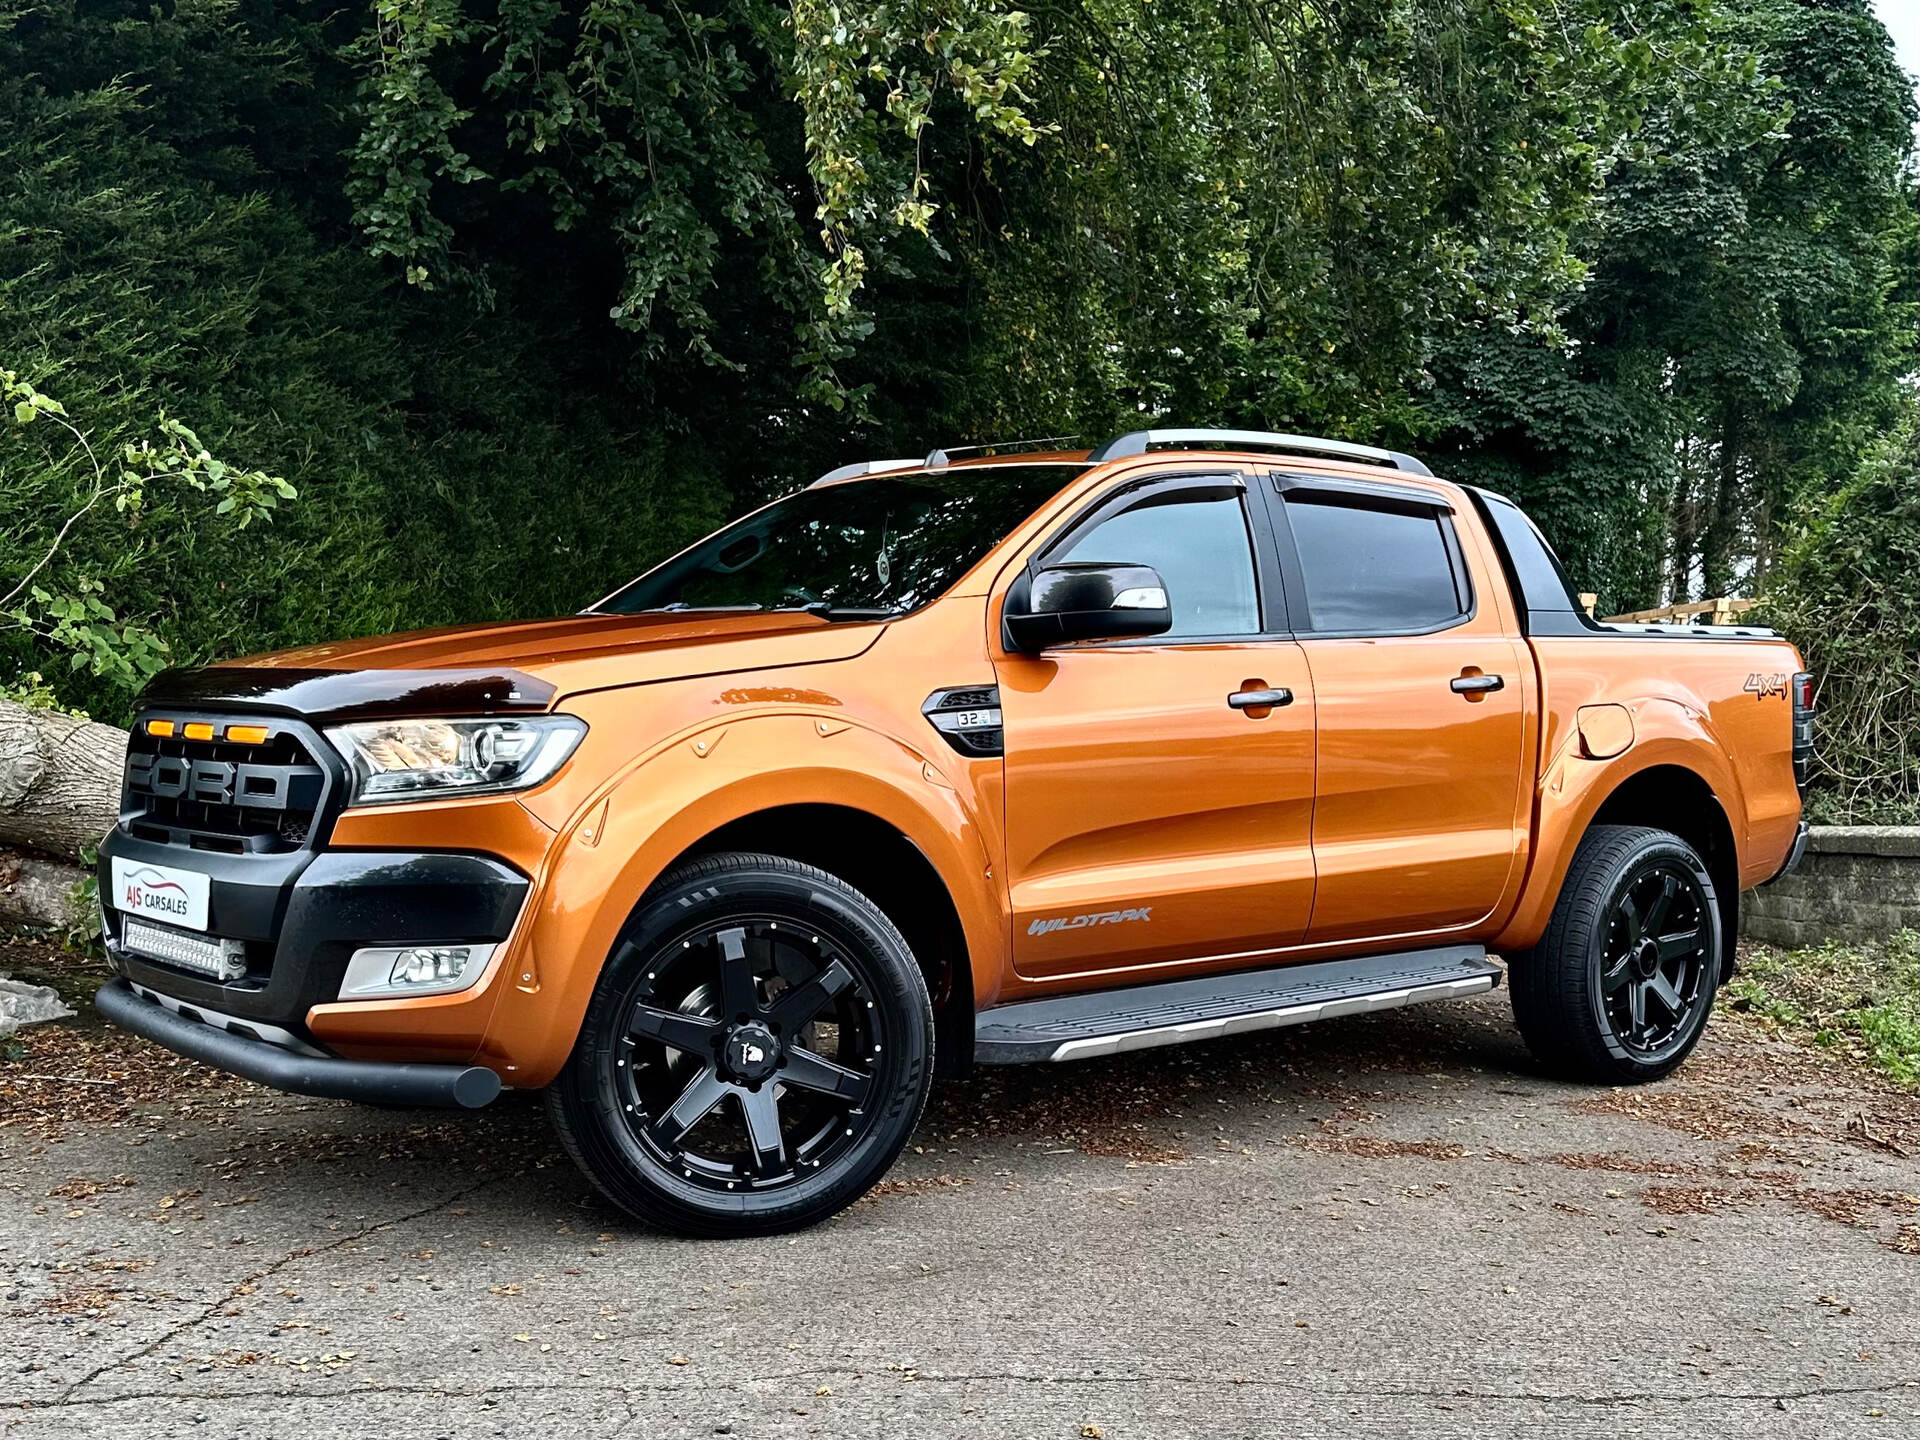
1743, 672, 1789, 700
1027, 907, 1152, 937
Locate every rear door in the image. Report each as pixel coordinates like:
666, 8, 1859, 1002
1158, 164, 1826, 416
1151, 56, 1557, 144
995, 471, 1317, 981
1264, 474, 1530, 945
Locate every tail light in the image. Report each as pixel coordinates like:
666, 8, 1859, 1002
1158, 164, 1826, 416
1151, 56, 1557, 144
1791, 670, 1815, 792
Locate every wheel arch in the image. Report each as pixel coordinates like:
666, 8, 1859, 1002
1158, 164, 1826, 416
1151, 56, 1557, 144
1495, 733, 1747, 972
482, 714, 1001, 1086
1587, 767, 1740, 975
672, 803, 979, 1076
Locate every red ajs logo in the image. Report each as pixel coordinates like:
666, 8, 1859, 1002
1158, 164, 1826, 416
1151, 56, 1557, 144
1743, 673, 1789, 700
123, 866, 191, 919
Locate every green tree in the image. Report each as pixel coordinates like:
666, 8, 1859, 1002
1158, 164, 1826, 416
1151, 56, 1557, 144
1428, 0, 1916, 609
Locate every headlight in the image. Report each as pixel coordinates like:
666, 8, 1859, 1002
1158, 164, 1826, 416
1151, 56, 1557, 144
326, 715, 587, 805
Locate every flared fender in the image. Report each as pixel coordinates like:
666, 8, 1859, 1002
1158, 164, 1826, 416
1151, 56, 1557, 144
1492, 697, 1748, 954
475, 712, 1005, 1086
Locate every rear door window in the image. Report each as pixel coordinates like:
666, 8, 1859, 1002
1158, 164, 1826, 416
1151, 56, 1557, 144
1282, 493, 1468, 634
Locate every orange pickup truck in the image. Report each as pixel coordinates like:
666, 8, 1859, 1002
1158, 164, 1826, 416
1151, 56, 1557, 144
95, 429, 1812, 1235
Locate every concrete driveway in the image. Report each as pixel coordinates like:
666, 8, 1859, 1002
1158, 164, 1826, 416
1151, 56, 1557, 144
3, 983, 1916, 1439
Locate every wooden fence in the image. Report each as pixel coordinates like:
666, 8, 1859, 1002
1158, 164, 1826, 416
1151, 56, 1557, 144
1599, 597, 1758, 626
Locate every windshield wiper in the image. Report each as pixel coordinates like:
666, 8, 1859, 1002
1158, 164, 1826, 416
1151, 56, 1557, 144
637, 603, 765, 614
775, 603, 901, 622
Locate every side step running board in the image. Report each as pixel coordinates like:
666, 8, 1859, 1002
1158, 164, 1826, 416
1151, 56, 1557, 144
974, 945, 1500, 1064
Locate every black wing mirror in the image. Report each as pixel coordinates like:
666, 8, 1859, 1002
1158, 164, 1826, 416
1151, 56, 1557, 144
1003, 562, 1173, 652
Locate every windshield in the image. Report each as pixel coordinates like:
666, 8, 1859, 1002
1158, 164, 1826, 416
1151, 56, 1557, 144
596, 464, 1085, 618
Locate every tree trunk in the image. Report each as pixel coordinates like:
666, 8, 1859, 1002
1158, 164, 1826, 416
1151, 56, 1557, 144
1668, 438, 1697, 604
0, 850, 89, 930
1700, 418, 1742, 599
0, 699, 127, 862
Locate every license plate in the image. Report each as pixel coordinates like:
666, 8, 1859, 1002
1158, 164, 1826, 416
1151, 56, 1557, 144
109, 856, 211, 932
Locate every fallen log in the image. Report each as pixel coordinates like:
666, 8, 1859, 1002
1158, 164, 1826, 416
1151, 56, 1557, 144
0, 698, 126, 862
0, 850, 90, 930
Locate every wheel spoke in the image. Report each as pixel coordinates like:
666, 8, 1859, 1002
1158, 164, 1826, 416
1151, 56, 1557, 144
1616, 890, 1645, 944
1601, 955, 1634, 994
781, 1045, 871, 1103
1643, 872, 1679, 933
629, 1003, 722, 1055
769, 957, 856, 1033
715, 926, 760, 1020
1645, 969, 1684, 1015
739, 1087, 785, 1173
1627, 978, 1648, 1036
1656, 927, 1703, 962
655, 1065, 730, 1141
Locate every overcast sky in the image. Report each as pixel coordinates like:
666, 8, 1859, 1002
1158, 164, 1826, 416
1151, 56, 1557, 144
1875, 0, 1920, 106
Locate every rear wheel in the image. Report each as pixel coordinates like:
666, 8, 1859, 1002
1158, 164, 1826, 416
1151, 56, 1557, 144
1509, 824, 1722, 1083
547, 852, 933, 1237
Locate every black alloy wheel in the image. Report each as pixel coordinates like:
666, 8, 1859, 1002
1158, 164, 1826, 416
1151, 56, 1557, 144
618, 918, 880, 1189
1510, 824, 1724, 1083
548, 852, 933, 1236
1597, 861, 1713, 1061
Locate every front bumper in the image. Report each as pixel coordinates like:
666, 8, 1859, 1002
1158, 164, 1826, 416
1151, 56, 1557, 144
99, 829, 530, 1036
96, 979, 501, 1108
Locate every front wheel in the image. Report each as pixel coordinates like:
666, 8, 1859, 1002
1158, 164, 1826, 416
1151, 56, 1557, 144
1509, 825, 1723, 1083
546, 851, 934, 1237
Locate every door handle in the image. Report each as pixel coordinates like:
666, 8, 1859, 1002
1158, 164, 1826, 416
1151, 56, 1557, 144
1228, 687, 1293, 710
1450, 673, 1505, 695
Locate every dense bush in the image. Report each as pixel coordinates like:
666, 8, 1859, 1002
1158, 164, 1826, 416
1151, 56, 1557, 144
0, 1, 725, 720
1753, 397, 1920, 824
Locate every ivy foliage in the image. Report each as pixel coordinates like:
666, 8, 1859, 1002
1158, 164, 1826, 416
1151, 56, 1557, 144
347, 0, 1048, 401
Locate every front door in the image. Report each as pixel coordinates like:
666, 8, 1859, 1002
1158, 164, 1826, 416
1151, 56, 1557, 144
996, 475, 1317, 981
1267, 476, 1530, 944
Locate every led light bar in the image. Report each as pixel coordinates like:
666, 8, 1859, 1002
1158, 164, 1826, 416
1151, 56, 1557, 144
122, 917, 248, 981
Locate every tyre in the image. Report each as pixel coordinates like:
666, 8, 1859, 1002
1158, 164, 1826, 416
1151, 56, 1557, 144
546, 851, 934, 1237
1509, 824, 1723, 1084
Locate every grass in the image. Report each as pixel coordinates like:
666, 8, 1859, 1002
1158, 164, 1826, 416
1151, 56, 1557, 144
1727, 929, 1920, 1088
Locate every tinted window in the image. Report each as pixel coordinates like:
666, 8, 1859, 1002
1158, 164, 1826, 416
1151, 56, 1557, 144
1471, 489, 1596, 632
1059, 489, 1259, 636
599, 465, 1081, 618
1285, 496, 1465, 632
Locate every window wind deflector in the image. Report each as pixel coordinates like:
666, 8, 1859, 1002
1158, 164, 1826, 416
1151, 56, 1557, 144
1275, 474, 1452, 514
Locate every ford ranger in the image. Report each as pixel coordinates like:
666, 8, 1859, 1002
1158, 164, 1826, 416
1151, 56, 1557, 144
94, 428, 1812, 1235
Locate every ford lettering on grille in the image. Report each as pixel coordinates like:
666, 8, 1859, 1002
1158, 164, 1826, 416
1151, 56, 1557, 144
128, 753, 313, 811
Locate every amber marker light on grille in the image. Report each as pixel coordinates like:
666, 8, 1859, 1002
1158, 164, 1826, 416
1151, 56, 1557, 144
182, 722, 215, 741
225, 724, 270, 744
146, 719, 176, 737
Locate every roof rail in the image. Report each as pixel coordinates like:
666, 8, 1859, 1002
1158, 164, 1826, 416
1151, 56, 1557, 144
812, 434, 1085, 487
810, 458, 922, 488
1087, 428, 1432, 476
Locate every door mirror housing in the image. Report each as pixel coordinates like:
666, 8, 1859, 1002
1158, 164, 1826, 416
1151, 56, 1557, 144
1003, 562, 1173, 652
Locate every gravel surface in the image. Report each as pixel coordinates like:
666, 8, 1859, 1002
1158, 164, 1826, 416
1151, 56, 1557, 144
2, 951, 1916, 1439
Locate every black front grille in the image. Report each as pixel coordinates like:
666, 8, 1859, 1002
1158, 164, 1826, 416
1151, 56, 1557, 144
124, 723, 328, 854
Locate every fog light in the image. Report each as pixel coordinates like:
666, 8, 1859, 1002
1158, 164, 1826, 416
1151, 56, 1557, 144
340, 942, 496, 998
393, 947, 471, 986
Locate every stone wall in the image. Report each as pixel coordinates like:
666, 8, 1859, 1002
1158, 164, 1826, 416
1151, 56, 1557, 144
1741, 826, 1920, 949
